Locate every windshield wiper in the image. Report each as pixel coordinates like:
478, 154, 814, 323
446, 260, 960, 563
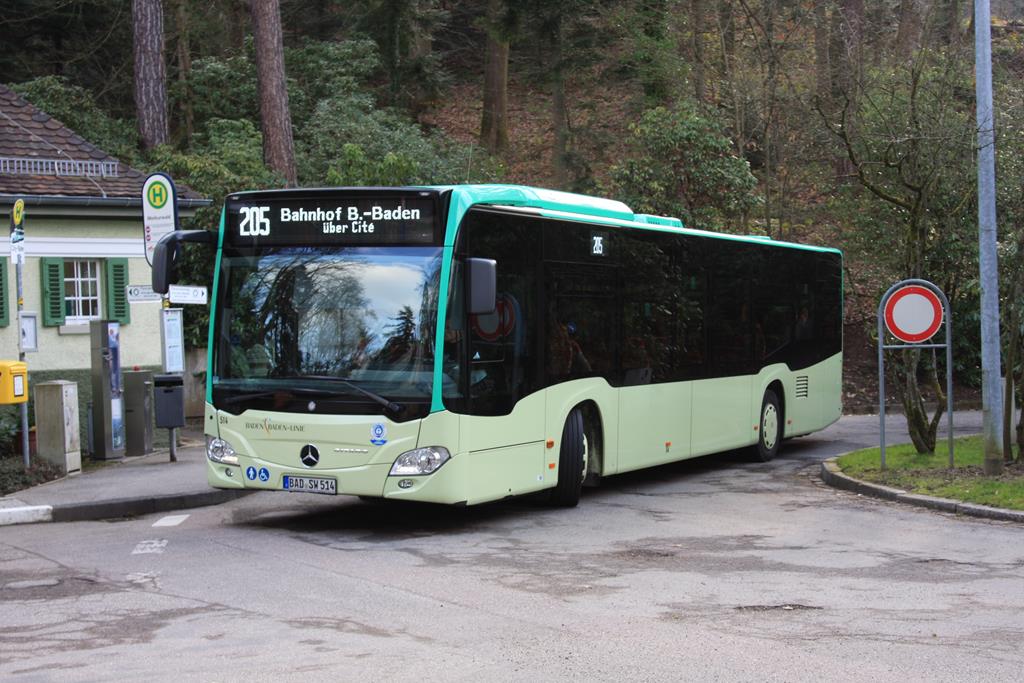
219, 385, 337, 406
275, 375, 404, 416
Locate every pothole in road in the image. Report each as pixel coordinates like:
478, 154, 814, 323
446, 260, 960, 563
735, 604, 823, 612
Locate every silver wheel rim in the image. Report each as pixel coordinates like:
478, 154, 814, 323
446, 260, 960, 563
581, 433, 589, 480
762, 403, 779, 451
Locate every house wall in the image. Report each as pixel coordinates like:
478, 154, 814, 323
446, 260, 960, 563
1, 216, 166, 371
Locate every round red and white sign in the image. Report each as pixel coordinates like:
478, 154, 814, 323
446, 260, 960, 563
883, 285, 943, 343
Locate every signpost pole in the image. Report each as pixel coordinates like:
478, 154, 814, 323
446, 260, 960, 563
12, 200, 30, 469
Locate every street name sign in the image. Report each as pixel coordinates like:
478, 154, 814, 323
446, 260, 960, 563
168, 284, 207, 305
126, 284, 162, 303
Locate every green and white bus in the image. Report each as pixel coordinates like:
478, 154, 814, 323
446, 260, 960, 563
154, 185, 842, 507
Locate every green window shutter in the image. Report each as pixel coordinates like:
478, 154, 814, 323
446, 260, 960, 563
40, 257, 66, 327
105, 258, 130, 324
0, 258, 9, 327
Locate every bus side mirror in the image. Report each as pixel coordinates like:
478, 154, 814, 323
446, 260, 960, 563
152, 230, 216, 294
466, 257, 497, 315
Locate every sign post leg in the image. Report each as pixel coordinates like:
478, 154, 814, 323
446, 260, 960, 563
16, 260, 29, 469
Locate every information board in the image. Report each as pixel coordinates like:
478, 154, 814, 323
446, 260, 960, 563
161, 308, 185, 374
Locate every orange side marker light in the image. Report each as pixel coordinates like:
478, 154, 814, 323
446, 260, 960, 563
546, 439, 555, 449
549, 463, 556, 469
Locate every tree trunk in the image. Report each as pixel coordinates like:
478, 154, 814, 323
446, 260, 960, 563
896, 348, 944, 454
132, 0, 169, 150
718, 1, 741, 157
813, 2, 830, 105
228, 0, 248, 52
174, 0, 194, 145
549, 14, 568, 188
690, 0, 705, 103
1004, 280, 1021, 461
838, 0, 864, 97
250, 0, 297, 186
480, 0, 510, 154
894, 0, 921, 60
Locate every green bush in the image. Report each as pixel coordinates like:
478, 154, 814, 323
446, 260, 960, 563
0, 406, 18, 457
608, 103, 760, 231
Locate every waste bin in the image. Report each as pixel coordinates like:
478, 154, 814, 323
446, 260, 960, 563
124, 370, 154, 456
154, 374, 185, 429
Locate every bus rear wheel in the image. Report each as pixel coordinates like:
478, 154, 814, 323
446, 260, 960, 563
753, 389, 782, 462
548, 409, 586, 507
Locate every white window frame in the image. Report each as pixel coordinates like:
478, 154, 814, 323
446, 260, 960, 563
63, 259, 102, 322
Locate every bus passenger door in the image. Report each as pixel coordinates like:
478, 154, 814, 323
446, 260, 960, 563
457, 209, 547, 503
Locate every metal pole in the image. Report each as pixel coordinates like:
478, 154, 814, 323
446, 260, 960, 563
169, 427, 177, 462
975, 0, 1004, 475
878, 303, 886, 470
945, 302, 954, 468
16, 259, 29, 469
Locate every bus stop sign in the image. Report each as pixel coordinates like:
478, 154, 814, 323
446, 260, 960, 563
883, 284, 944, 343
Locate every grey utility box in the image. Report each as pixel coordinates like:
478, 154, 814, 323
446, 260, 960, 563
154, 374, 186, 429
124, 370, 154, 456
34, 380, 82, 475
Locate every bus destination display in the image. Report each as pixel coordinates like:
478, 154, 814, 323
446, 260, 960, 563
227, 196, 437, 246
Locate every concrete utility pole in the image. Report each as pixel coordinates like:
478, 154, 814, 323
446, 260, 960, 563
975, 0, 1004, 476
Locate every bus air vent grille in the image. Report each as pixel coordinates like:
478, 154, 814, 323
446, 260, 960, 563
795, 376, 809, 398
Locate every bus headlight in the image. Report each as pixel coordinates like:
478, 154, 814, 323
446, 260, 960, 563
389, 447, 450, 476
206, 436, 239, 466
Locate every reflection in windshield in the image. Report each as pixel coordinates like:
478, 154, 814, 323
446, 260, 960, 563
215, 246, 442, 408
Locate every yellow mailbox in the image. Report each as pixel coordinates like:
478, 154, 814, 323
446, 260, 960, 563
0, 361, 28, 404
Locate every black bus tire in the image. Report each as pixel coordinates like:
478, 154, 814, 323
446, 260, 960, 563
753, 389, 782, 462
549, 409, 586, 507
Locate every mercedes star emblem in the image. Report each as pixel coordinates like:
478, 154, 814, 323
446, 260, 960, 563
300, 444, 320, 468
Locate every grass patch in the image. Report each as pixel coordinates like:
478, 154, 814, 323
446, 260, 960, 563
837, 436, 1024, 511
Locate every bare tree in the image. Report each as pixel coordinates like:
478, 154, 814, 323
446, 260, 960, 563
895, 0, 923, 60
813, 2, 830, 103
691, 0, 706, 102
480, 0, 511, 154
250, 0, 297, 186
173, 0, 194, 144
132, 0, 169, 149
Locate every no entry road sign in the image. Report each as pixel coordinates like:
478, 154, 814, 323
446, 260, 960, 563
883, 284, 944, 343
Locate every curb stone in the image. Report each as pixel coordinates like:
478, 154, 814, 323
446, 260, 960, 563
0, 490, 253, 527
820, 457, 1024, 524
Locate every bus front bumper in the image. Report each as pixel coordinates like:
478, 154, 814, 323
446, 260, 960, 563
207, 452, 470, 505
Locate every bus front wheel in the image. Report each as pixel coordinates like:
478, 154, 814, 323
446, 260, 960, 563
753, 389, 782, 462
549, 409, 586, 507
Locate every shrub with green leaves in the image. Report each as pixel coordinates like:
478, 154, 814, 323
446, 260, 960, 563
609, 104, 759, 231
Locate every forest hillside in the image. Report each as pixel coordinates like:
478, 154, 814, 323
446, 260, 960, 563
3, 0, 1024, 416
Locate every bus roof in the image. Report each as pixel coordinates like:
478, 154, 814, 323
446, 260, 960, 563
226, 184, 840, 255
436, 184, 841, 256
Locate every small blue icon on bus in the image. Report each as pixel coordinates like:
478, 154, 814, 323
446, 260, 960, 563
258, 467, 270, 482
246, 466, 257, 480
370, 423, 387, 446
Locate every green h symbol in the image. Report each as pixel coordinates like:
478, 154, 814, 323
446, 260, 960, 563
148, 181, 168, 208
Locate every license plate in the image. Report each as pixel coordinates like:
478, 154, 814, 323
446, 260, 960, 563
283, 475, 337, 495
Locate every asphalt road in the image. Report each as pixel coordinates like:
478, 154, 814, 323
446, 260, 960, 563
3, 411, 1022, 682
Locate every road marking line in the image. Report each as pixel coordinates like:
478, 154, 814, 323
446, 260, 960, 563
132, 539, 168, 555
152, 514, 190, 527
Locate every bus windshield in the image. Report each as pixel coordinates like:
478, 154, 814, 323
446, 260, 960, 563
213, 245, 443, 418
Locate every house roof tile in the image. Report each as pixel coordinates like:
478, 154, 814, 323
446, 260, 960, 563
0, 83, 204, 201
